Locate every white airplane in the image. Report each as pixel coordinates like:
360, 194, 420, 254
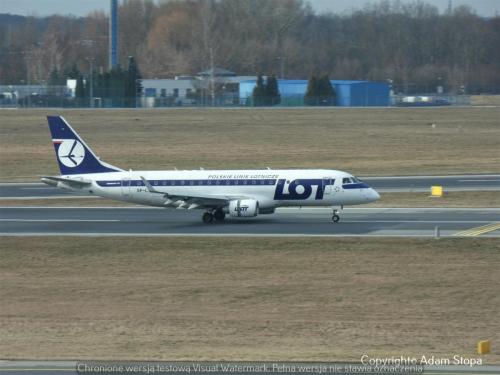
42, 116, 380, 223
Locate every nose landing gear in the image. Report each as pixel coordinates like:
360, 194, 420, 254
332, 209, 340, 223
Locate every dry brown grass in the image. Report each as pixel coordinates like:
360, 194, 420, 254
0, 191, 499, 207
0, 107, 499, 181
1, 237, 499, 361
471, 95, 500, 106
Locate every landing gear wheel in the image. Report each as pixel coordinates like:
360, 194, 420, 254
202, 212, 214, 224
331, 208, 340, 223
213, 209, 226, 222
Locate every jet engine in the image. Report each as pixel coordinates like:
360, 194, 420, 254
228, 199, 259, 217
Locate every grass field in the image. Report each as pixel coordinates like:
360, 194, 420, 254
1, 237, 499, 361
0, 107, 499, 181
1, 191, 499, 207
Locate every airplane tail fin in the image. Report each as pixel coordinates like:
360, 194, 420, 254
46, 116, 122, 175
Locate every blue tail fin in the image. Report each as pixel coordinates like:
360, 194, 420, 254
47, 116, 122, 175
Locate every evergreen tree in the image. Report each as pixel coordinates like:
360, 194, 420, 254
252, 74, 266, 106
317, 75, 336, 106
109, 66, 127, 106
48, 68, 65, 95
266, 75, 281, 105
66, 63, 80, 80
304, 75, 318, 105
305, 75, 336, 106
48, 68, 64, 86
125, 56, 142, 107
75, 74, 86, 104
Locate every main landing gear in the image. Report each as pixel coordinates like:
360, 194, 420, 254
202, 208, 226, 224
332, 209, 340, 223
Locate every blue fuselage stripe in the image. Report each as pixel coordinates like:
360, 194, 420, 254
97, 179, 278, 187
342, 183, 371, 189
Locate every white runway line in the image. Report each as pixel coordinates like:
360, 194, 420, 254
0, 219, 120, 222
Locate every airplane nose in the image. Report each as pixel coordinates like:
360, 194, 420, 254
370, 188, 380, 201
365, 188, 380, 202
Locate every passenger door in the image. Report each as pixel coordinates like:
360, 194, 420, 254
322, 177, 334, 199
121, 177, 131, 197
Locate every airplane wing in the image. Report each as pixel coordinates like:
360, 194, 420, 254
140, 176, 246, 209
41, 176, 92, 188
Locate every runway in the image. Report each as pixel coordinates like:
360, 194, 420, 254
1, 207, 499, 237
1, 174, 499, 199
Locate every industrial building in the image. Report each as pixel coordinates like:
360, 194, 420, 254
239, 79, 390, 106
140, 68, 256, 107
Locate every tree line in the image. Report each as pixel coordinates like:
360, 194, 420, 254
0, 0, 499, 94
72, 56, 142, 107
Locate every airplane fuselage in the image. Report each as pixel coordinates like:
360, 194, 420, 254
55, 169, 380, 211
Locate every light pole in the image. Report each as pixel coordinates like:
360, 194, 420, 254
277, 56, 285, 79
86, 57, 95, 108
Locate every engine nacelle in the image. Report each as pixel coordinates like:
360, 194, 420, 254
228, 199, 259, 217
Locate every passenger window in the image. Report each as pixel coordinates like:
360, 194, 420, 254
343, 178, 349, 184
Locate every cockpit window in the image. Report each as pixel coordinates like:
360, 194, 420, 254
343, 176, 362, 184
342, 177, 353, 184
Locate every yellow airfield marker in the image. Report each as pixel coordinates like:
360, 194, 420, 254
430, 185, 443, 197
478, 340, 491, 354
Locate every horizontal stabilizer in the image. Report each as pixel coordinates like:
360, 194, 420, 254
41, 176, 92, 188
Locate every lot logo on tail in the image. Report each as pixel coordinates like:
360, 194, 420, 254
54, 139, 85, 167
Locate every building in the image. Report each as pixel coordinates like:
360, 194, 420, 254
141, 78, 196, 107
140, 68, 257, 107
139, 68, 390, 107
239, 79, 390, 106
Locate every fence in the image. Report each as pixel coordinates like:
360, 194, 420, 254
0, 86, 493, 109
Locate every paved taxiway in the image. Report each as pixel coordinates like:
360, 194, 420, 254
0, 174, 499, 199
0, 361, 499, 375
1, 207, 498, 237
